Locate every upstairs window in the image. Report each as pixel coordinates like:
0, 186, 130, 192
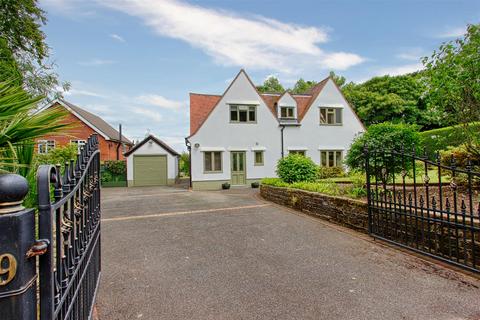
280, 106, 295, 119
71, 139, 86, 153
204, 151, 222, 173
289, 150, 306, 156
230, 105, 256, 123
320, 150, 343, 167
38, 140, 55, 154
319, 107, 342, 125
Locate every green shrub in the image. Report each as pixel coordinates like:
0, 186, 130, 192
318, 166, 346, 179
261, 177, 289, 187
420, 122, 480, 155
103, 160, 126, 176
179, 152, 190, 177
36, 143, 78, 168
346, 122, 421, 173
276, 154, 318, 183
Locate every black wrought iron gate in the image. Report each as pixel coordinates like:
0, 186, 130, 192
0, 134, 101, 320
365, 146, 480, 273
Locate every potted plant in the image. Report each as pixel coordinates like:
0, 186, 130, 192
222, 182, 230, 189
251, 182, 260, 188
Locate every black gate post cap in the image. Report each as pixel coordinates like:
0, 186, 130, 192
0, 173, 29, 214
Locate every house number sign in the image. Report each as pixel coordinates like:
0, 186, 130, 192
0, 253, 17, 286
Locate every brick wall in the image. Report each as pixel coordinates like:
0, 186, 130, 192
260, 185, 369, 233
35, 105, 130, 161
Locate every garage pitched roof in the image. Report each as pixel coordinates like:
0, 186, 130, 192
124, 135, 180, 157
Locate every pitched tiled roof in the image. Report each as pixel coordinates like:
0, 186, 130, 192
189, 93, 222, 135
188, 72, 338, 136
56, 99, 133, 145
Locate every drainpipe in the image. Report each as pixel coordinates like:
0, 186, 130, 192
185, 137, 192, 188
280, 125, 285, 158
116, 124, 122, 160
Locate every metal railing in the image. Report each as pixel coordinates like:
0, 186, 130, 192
37, 134, 101, 319
365, 146, 480, 272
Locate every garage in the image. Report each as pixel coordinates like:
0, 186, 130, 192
133, 155, 167, 186
125, 135, 180, 187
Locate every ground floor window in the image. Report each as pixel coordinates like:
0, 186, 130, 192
320, 150, 343, 167
71, 139, 86, 153
204, 151, 222, 173
38, 140, 55, 154
254, 151, 264, 166
289, 150, 306, 156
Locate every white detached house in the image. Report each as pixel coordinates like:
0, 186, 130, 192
186, 69, 365, 190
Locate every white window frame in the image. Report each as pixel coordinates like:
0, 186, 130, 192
70, 139, 87, 153
320, 150, 343, 167
38, 140, 55, 154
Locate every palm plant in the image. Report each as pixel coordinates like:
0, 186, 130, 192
0, 79, 67, 173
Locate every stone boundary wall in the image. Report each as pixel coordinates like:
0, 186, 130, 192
260, 185, 369, 233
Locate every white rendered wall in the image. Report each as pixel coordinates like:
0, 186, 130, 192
189, 73, 365, 183
283, 80, 365, 164
126, 140, 178, 181
189, 71, 281, 183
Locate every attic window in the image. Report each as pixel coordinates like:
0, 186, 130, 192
230, 105, 256, 123
280, 106, 295, 119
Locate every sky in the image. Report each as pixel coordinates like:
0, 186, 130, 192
39, 0, 479, 152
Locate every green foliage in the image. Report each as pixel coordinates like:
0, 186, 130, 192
329, 71, 346, 88
439, 145, 480, 168
290, 78, 317, 94
422, 24, 480, 156
317, 166, 346, 179
0, 80, 67, 150
0, 0, 68, 96
103, 160, 126, 176
420, 123, 480, 155
276, 154, 318, 183
256, 76, 285, 93
179, 152, 190, 177
346, 122, 421, 172
342, 73, 439, 128
35, 143, 78, 167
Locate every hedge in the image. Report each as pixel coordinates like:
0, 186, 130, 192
420, 122, 480, 155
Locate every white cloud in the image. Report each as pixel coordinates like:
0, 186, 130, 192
136, 94, 185, 110
132, 107, 164, 122
78, 59, 116, 66
110, 33, 126, 42
375, 63, 423, 77
395, 47, 425, 61
64, 88, 107, 98
98, 0, 364, 73
435, 26, 466, 39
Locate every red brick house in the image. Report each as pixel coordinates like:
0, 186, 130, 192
36, 99, 133, 161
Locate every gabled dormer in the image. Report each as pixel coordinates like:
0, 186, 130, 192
276, 91, 300, 125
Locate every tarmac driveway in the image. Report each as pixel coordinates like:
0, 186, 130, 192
97, 186, 480, 320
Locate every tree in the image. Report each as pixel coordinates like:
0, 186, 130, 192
422, 23, 480, 157
341, 73, 439, 128
290, 78, 317, 94
329, 71, 346, 88
345, 122, 421, 173
0, 0, 68, 96
256, 76, 285, 93
179, 152, 190, 177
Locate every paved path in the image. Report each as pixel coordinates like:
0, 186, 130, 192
97, 186, 480, 320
